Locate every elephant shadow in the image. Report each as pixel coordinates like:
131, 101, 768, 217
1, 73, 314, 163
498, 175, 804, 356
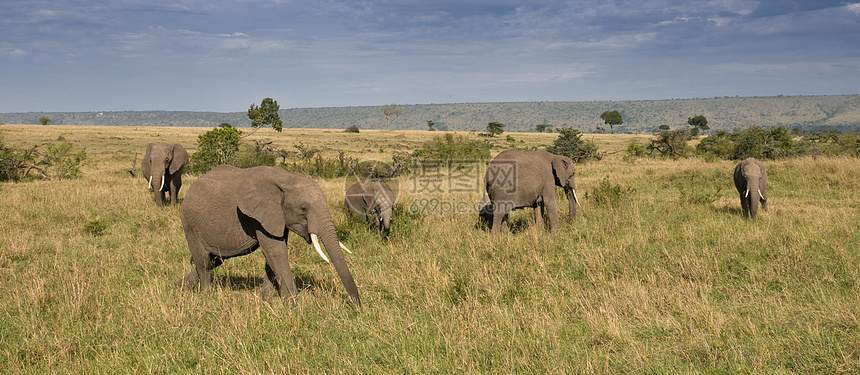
713, 205, 745, 217
212, 271, 327, 293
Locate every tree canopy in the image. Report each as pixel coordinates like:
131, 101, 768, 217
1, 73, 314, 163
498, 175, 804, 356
381, 104, 403, 131
600, 110, 623, 134
247, 98, 283, 134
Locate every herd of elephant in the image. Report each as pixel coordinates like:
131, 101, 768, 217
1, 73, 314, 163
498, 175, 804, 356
143, 141, 769, 307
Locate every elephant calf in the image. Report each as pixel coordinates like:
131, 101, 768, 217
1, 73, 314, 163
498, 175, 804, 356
142, 142, 187, 207
483, 149, 580, 233
345, 181, 395, 235
733, 157, 768, 218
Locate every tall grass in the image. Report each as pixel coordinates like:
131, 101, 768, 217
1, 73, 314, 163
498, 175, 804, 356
1, 125, 858, 373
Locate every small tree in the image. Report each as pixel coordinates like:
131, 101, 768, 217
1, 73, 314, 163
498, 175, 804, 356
535, 124, 553, 133
381, 104, 403, 131
426, 120, 436, 131
600, 110, 623, 134
188, 126, 243, 174
247, 98, 283, 136
546, 127, 599, 162
486, 122, 505, 137
688, 115, 708, 136
648, 129, 692, 158
658, 124, 670, 130
39, 116, 51, 125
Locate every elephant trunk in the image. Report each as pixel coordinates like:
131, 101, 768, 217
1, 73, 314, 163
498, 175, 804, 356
149, 169, 167, 207
317, 219, 361, 307
380, 208, 392, 233
565, 187, 578, 220
746, 180, 761, 218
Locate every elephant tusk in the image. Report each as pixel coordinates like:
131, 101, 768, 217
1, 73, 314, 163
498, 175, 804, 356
745, 189, 750, 198
310, 233, 331, 263
572, 188, 582, 208
340, 242, 353, 254
758, 190, 764, 200
159, 175, 166, 192
148, 176, 153, 191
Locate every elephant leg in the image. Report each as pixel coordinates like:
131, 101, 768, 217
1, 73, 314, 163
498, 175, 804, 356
738, 192, 749, 217
533, 203, 545, 231
261, 262, 276, 301
256, 229, 298, 304
169, 177, 180, 205
544, 191, 560, 232
179, 229, 221, 291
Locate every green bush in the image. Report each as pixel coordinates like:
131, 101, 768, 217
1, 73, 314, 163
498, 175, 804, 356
188, 126, 242, 174
43, 141, 87, 179
230, 143, 277, 169
586, 177, 636, 207
414, 133, 491, 162
647, 129, 692, 158
546, 127, 599, 162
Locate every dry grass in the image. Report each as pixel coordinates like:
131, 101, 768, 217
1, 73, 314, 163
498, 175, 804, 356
1, 125, 858, 373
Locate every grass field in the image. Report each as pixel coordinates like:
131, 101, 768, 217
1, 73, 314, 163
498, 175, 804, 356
1, 125, 858, 373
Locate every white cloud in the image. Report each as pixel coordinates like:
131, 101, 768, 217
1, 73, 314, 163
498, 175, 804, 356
847, 3, 860, 15
9, 48, 27, 57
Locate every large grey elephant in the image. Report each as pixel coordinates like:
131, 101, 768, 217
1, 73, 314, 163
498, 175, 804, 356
733, 157, 768, 218
345, 181, 395, 235
482, 149, 580, 233
142, 142, 187, 207
177, 165, 361, 307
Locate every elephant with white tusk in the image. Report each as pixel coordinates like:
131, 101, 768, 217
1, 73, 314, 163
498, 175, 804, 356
733, 157, 768, 218
142, 142, 187, 207
177, 165, 361, 307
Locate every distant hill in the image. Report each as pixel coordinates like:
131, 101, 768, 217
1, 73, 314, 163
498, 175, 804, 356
3, 95, 860, 133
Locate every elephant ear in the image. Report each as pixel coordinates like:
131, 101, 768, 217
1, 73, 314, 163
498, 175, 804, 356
236, 172, 286, 237
169, 144, 187, 174
141, 143, 153, 179
551, 156, 574, 186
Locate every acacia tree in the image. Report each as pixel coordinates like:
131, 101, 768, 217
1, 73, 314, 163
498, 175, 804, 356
39, 116, 51, 125
599, 110, 623, 134
486, 122, 505, 137
381, 104, 403, 131
247, 98, 283, 136
688, 115, 709, 136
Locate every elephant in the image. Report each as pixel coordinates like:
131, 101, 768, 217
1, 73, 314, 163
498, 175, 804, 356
345, 181, 395, 235
733, 157, 768, 218
142, 142, 187, 207
176, 165, 361, 307
482, 149, 580, 233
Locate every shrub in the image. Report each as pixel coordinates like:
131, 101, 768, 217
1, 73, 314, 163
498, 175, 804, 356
647, 129, 692, 158
586, 177, 636, 207
414, 133, 491, 163
623, 142, 646, 163
344, 125, 360, 133
546, 127, 599, 162
188, 126, 242, 174
43, 140, 87, 179
696, 131, 736, 160
230, 143, 277, 169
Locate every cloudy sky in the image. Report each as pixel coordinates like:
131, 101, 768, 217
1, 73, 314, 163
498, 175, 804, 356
2, 0, 859, 112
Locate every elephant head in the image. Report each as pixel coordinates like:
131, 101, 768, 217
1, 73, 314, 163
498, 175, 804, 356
733, 157, 768, 218
550, 154, 580, 220
345, 181, 395, 235
178, 166, 360, 307
142, 142, 187, 207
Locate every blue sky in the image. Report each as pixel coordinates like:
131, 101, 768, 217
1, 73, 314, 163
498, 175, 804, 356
2, 0, 859, 112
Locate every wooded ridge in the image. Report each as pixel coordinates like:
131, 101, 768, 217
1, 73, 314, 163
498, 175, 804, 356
3, 95, 859, 133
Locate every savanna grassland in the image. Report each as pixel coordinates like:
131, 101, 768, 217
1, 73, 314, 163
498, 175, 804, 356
1, 124, 858, 373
